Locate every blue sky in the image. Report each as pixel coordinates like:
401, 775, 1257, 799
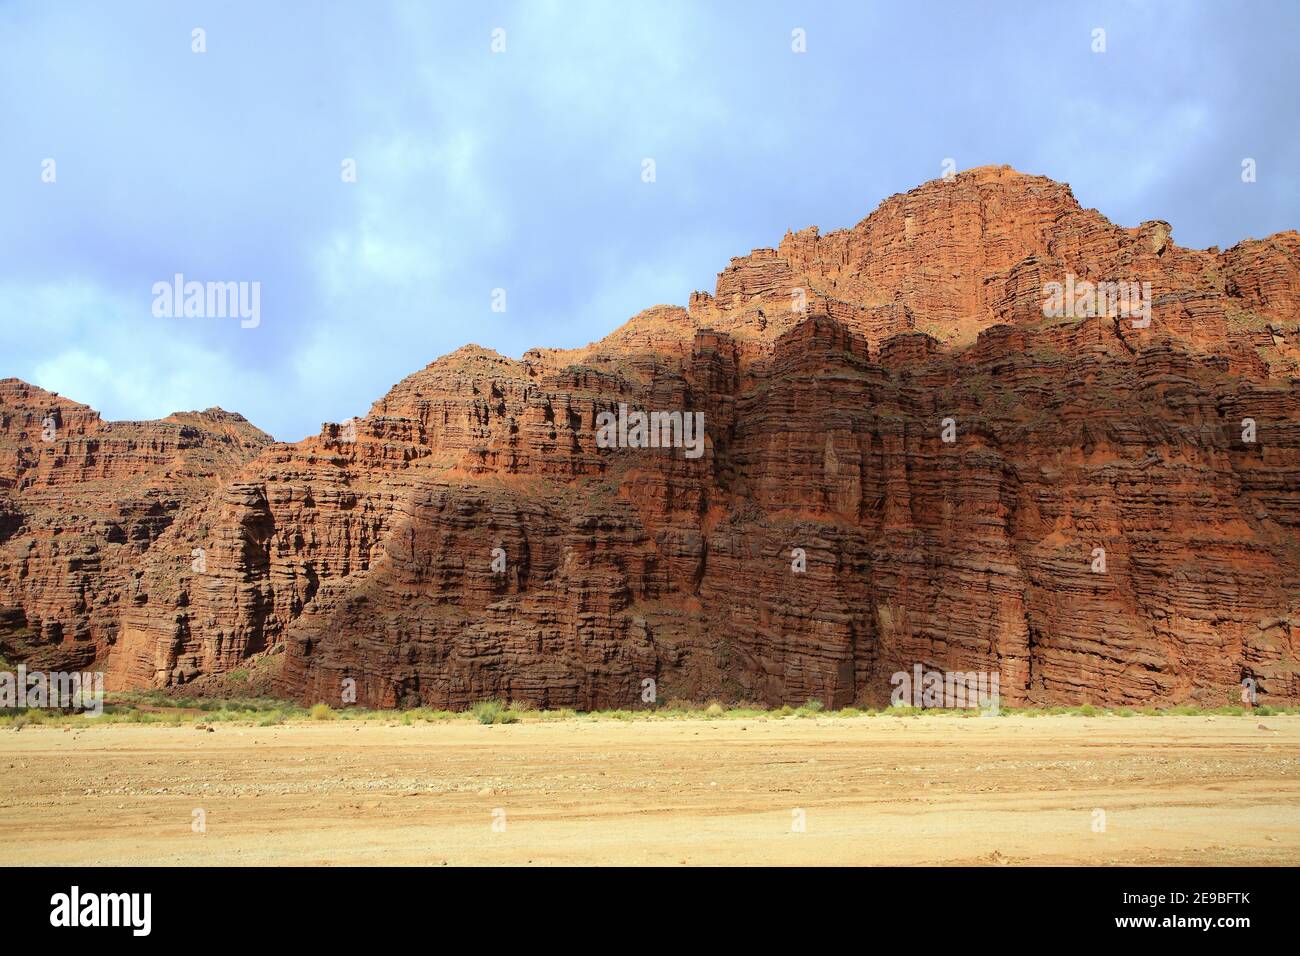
1, 0, 1296, 441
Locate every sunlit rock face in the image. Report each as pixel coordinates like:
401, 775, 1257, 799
3, 167, 1298, 709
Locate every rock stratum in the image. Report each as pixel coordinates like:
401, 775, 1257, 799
2, 166, 1298, 709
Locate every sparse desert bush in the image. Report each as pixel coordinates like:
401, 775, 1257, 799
401, 707, 438, 723
508, 698, 535, 713
664, 698, 703, 714
309, 702, 335, 721
13, 692, 1287, 727
471, 699, 516, 725
724, 705, 770, 719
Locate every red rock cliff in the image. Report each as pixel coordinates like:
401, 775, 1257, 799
3, 166, 1297, 708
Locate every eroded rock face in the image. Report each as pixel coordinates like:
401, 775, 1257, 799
0, 379, 273, 670
3, 166, 1298, 707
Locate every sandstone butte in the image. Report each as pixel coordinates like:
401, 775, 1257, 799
2, 166, 1298, 710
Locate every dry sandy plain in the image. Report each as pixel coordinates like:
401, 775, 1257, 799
2, 714, 1297, 866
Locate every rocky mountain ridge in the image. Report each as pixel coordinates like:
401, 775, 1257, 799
2, 165, 1297, 708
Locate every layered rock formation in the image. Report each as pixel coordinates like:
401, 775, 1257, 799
3, 166, 1298, 708
0, 380, 272, 670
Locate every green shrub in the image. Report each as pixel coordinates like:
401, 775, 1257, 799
471, 699, 516, 725
309, 702, 335, 721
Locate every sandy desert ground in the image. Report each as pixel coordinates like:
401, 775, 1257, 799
1, 714, 1297, 866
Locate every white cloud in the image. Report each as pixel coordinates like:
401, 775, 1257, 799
1, 278, 278, 429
